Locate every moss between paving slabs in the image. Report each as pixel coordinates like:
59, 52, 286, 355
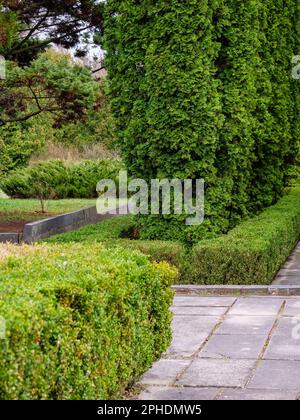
44, 188, 300, 285
0, 243, 176, 399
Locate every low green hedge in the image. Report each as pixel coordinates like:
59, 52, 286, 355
0, 244, 176, 399
45, 216, 185, 282
44, 188, 300, 285
112, 240, 185, 278
0, 159, 123, 199
189, 188, 300, 285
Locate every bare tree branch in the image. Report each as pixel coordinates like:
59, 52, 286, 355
92, 66, 105, 74
0, 105, 61, 127
10, 24, 93, 57
12, 10, 50, 52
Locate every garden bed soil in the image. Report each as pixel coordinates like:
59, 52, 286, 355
0, 212, 58, 233
0, 221, 29, 233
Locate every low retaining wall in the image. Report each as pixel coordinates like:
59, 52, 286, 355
0, 233, 22, 244
0, 205, 127, 244
23, 205, 127, 243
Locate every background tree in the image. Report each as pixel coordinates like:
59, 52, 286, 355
0, 0, 104, 65
0, 49, 115, 174
0, 49, 99, 127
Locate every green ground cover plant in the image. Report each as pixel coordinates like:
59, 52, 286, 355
0, 243, 176, 399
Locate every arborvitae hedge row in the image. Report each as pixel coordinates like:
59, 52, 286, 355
105, 1, 300, 243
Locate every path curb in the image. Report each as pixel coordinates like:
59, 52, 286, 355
173, 285, 300, 296
0, 232, 22, 244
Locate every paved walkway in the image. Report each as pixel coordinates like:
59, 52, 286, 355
273, 242, 300, 286
137, 296, 300, 400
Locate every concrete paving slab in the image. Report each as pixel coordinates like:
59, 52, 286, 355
264, 335, 300, 360
171, 315, 219, 338
138, 360, 190, 386
216, 315, 275, 335
228, 298, 283, 316
269, 316, 298, 336
198, 334, 268, 360
217, 388, 298, 400
272, 275, 300, 286
280, 263, 300, 271
138, 387, 219, 401
249, 360, 300, 390
167, 316, 219, 357
167, 334, 209, 358
173, 296, 236, 307
277, 269, 300, 276
177, 359, 255, 388
283, 300, 300, 317
171, 306, 227, 316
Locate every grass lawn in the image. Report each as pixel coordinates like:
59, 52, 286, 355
45, 215, 135, 243
0, 198, 96, 223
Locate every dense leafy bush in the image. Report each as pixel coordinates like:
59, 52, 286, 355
189, 188, 300, 285
104, 1, 300, 242
0, 244, 176, 399
0, 159, 123, 199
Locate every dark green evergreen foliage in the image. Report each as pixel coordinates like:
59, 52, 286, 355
0, 160, 123, 199
104, 0, 300, 242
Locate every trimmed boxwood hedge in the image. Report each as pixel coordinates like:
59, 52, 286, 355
44, 187, 300, 285
0, 244, 176, 399
44, 216, 185, 281
117, 187, 300, 284
189, 188, 300, 285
